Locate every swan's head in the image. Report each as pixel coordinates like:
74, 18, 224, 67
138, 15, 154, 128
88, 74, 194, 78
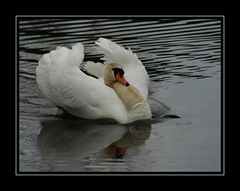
104, 63, 129, 87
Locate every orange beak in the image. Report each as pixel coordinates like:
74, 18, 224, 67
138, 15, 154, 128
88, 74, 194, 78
116, 73, 129, 86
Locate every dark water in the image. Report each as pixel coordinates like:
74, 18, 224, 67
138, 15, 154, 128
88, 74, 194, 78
18, 17, 222, 173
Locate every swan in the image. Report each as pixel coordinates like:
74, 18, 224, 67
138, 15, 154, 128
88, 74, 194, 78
36, 38, 152, 124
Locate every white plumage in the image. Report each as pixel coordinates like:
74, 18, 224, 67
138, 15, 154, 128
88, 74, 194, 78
36, 38, 151, 124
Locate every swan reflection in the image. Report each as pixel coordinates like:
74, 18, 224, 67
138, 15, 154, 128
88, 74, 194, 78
37, 118, 152, 161
104, 122, 151, 158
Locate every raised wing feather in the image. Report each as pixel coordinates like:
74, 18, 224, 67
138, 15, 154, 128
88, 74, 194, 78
95, 38, 150, 99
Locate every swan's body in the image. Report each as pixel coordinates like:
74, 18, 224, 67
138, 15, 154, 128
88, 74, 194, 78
36, 38, 152, 124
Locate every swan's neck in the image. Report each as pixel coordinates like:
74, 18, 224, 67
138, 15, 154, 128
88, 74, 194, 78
112, 82, 152, 122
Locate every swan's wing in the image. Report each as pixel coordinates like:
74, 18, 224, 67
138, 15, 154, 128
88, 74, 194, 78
95, 38, 150, 99
36, 43, 84, 102
36, 43, 127, 123
84, 61, 104, 78
53, 69, 127, 123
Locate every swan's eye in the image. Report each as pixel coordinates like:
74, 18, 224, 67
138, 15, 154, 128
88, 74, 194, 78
112, 68, 124, 77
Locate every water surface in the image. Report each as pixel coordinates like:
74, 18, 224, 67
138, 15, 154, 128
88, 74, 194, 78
18, 17, 222, 173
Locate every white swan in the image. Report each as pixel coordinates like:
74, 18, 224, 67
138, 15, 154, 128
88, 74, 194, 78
36, 38, 152, 124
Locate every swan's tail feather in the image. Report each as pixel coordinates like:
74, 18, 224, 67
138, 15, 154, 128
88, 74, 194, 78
95, 38, 140, 66
84, 61, 105, 78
